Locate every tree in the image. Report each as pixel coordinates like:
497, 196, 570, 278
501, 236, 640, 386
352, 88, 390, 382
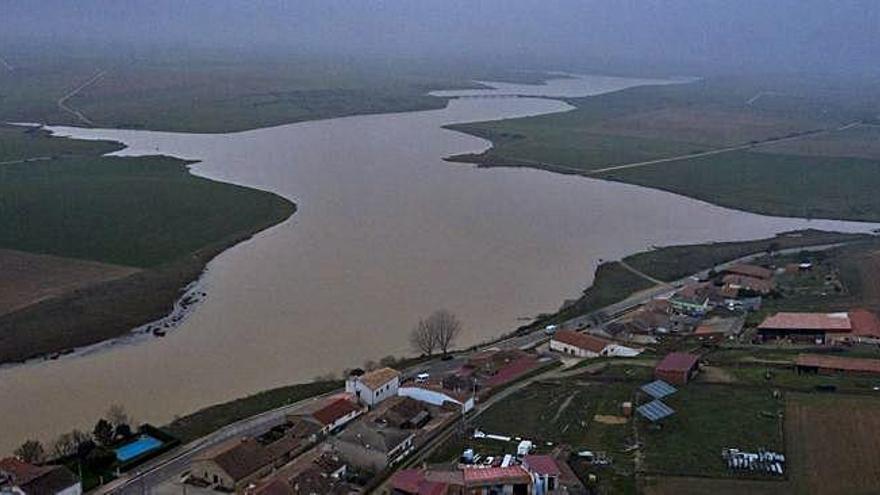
76, 440, 96, 459
85, 446, 115, 471
14, 440, 45, 464
93, 419, 114, 446
53, 430, 91, 459
410, 318, 438, 356
115, 423, 133, 439
379, 355, 398, 368
105, 404, 131, 430
52, 433, 76, 459
427, 309, 462, 355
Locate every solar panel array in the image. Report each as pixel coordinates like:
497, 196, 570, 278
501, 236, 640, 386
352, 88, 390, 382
640, 380, 677, 399
637, 400, 675, 422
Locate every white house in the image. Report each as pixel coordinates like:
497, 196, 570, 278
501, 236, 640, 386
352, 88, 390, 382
397, 384, 475, 414
346, 367, 401, 407
550, 330, 641, 358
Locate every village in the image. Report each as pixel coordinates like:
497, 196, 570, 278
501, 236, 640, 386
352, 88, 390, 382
6, 242, 880, 495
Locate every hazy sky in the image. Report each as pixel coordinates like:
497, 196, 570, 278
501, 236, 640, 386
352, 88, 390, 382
3, 0, 879, 75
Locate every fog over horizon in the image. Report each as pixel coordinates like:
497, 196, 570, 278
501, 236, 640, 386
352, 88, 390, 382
3, 0, 879, 77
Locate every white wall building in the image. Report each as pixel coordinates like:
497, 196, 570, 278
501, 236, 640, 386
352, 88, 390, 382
550, 330, 641, 358
398, 385, 475, 414
345, 367, 401, 407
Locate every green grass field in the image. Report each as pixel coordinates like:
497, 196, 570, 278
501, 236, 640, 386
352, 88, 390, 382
641, 385, 784, 478
447, 76, 880, 222
599, 151, 880, 222
0, 154, 293, 267
0, 52, 517, 133
0, 125, 294, 267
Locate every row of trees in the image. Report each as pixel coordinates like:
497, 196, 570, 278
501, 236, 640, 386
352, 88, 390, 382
14, 405, 131, 465
409, 309, 462, 357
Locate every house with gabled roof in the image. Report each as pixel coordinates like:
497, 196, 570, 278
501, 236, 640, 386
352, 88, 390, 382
550, 330, 641, 359
191, 437, 274, 491
330, 421, 414, 471
346, 367, 401, 407
289, 395, 365, 435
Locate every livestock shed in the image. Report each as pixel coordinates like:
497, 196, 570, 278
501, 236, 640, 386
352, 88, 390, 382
758, 312, 851, 344
654, 352, 699, 385
828, 309, 880, 345
795, 354, 880, 376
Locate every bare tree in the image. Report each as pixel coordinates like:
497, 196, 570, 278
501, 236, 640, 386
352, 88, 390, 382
105, 404, 131, 429
427, 309, 462, 355
52, 429, 90, 459
410, 318, 438, 356
14, 440, 45, 464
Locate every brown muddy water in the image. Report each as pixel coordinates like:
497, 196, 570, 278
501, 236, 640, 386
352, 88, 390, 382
1, 75, 876, 452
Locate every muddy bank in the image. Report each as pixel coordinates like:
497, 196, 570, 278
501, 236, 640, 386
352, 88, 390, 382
0, 200, 295, 364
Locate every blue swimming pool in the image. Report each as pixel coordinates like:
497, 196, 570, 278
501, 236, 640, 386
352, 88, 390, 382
115, 435, 163, 462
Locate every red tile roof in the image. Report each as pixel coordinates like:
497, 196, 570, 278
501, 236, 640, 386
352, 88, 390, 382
552, 330, 611, 354
655, 352, 699, 373
390, 469, 425, 493
724, 263, 773, 280
417, 481, 448, 495
849, 309, 880, 338
523, 454, 561, 476
312, 398, 361, 426
759, 312, 851, 332
484, 355, 538, 388
0, 458, 48, 485
462, 466, 532, 486
795, 353, 880, 374
722, 274, 774, 294
390, 470, 453, 495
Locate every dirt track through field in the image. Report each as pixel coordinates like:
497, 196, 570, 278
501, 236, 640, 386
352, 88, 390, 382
0, 249, 138, 315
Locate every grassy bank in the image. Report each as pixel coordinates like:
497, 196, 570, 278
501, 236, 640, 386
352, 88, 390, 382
164, 380, 342, 443
624, 229, 871, 283
535, 230, 871, 327
0, 125, 295, 363
446, 76, 880, 222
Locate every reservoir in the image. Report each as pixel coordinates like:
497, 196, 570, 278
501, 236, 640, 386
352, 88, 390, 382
0, 75, 875, 453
